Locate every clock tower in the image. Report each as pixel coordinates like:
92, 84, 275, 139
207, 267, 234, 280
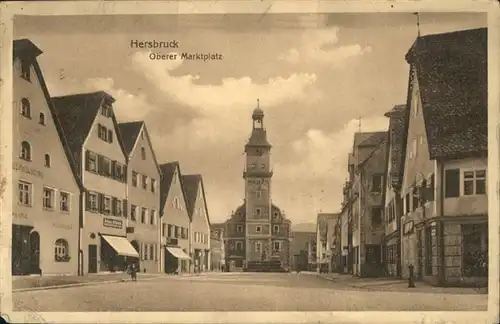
243, 99, 274, 263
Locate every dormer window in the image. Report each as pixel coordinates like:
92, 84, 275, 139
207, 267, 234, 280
101, 104, 112, 118
21, 59, 31, 81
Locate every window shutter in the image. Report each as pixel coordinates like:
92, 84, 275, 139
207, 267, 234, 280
445, 169, 460, 198
111, 161, 117, 178
85, 151, 90, 171
123, 199, 128, 218
140, 242, 145, 261
108, 130, 113, 143
111, 197, 117, 216
122, 165, 128, 182
98, 193, 104, 214
97, 155, 103, 175
85, 190, 90, 211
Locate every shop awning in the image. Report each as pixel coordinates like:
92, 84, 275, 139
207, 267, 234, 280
101, 235, 139, 258
166, 247, 191, 260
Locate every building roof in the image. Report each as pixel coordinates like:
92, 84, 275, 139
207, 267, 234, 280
385, 104, 407, 187
118, 121, 143, 156
52, 91, 129, 172
159, 161, 182, 215
246, 129, 272, 148
13, 39, 83, 191
118, 121, 162, 178
181, 174, 211, 226
405, 27, 487, 160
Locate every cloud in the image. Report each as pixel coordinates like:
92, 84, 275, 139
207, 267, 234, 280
279, 27, 372, 65
275, 116, 389, 183
130, 51, 318, 148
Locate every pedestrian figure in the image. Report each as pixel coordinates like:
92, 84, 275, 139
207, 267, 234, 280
128, 263, 138, 281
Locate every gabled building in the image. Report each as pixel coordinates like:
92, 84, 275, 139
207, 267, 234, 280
182, 174, 211, 273
400, 28, 488, 287
12, 39, 83, 276
53, 91, 138, 274
382, 104, 407, 278
118, 121, 162, 273
159, 162, 191, 274
350, 131, 388, 277
290, 231, 315, 272
210, 226, 225, 271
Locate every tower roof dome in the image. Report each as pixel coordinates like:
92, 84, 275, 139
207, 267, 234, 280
252, 99, 264, 119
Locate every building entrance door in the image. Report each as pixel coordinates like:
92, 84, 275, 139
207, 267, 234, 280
29, 231, 41, 275
88, 244, 98, 273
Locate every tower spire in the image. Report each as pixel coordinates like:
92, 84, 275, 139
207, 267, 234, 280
413, 12, 421, 37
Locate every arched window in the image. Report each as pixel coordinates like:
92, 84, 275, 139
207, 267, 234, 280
20, 141, 31, 161
20, 98, 31, 118
54, 239, 69, 262
39, 112, 46, 125
44, 154, 51, 167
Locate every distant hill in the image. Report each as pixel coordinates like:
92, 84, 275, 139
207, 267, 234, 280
292, 223, 316, 233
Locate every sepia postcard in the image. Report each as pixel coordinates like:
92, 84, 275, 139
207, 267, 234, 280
0, 1, 499, 323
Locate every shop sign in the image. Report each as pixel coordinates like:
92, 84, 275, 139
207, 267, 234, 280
103, 217, 123, 229
12, 212, 28, 219
53, 223, 72, 230
13, 163, 43, 178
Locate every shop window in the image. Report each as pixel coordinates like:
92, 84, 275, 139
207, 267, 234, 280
462, 224, 488, 277
54, 239, 70, 262
20, 141, 32, 161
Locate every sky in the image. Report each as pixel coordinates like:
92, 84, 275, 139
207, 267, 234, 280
14, 13, 486, 226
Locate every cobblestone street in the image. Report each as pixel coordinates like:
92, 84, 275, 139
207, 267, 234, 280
12, 272, 487, 312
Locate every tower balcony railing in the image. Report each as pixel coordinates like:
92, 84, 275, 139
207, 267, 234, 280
243, 169, 273, 178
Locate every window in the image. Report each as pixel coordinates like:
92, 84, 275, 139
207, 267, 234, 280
445, 169, 460, 198
273, 241, 281, 252
162, 224, 167, 237
101, 104, 111, 117
144, 243, 149, 260
43, 187, 55, 209
98, 124, 108, 141
130, 205, 137, 221
107, 129, 113, 143
414, 95, 419, 117
141, 207, 147, 224
88, 192, 98, 212
132, 172, 138, 187
100, 157, 112, 176
54, 239, 69, 262
103, 196, 111, 214
18, 181, 32, 206
371, 207, 382, 226
141, 131, 144, 139
150, 245, 154, 261
86, 151, 97, 172
21, 59, 31, 81
60, 192, 70, 212
462, 223, 488, 277
250, 163, 256, 169
168, 224, 173, 237
150, 210, 156, 225
115, 199, 123, 216
39, 112, 46, 125
371, 174, 383, 193
405, 193, 410, 214
237, 225, 243, 233
113, 162, 126, 182
256, 225, 262, 233
236, 241, 243, 250
255, 242, 262, 253
426, 174, 435, 202
142, 175, 148, 190
20, 98, 31, 118
256, 190, 262, 199
273, 225, 279, 234
412, 187, 419, 211
255, 208, 261, 217
141, 147, 146, 160
151, 179, 156, 193
44, 154, 51, 167
412, 138, 418, 158
20, 141, 31, 161
463, 170, 486, 195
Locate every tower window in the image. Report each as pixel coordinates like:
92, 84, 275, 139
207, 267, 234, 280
256, 225, 262, 233
255, 208, 261, 217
